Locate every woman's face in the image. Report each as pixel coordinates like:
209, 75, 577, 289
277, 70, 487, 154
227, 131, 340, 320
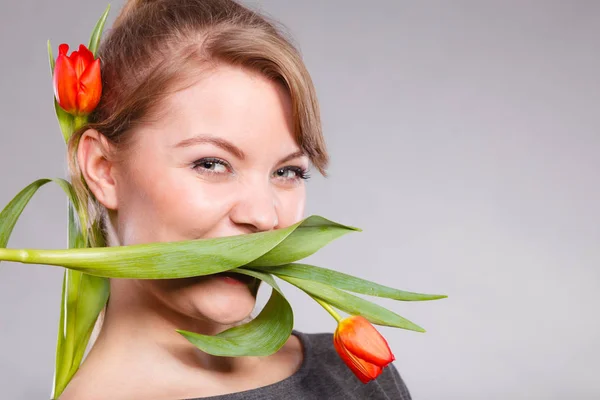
91, 64, 308, 329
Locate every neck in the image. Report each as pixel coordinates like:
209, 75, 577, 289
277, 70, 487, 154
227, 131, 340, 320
85, 279, 260, 375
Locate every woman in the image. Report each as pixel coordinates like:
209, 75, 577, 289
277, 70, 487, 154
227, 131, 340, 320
60, 0, 412, 398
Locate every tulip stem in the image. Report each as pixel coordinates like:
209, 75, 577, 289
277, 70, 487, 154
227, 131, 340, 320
312, 296, 343, 322
73, 115, 88, 131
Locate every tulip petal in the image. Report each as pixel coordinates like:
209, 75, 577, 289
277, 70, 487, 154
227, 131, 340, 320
73, 45, 94, 80
70, 51, 84, 80
338, 316, 395, 366
77, 58, 102, 114
53, 54, 78, 114
58, 43, 69, 56
77, 44, 95, 66
334, 332, 382, 383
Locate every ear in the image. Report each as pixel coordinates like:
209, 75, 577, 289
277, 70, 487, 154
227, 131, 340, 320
77, 129, 119, 210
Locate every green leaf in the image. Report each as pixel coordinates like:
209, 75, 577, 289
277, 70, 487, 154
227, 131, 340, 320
54, 99, 75, 143
0, 179, 106, 398
53, 178, 88, 244
48, 39, 55, 74
177, 269, 293, 357
55, 270, 108, 395
0, 178, 87, 258
0, 215, 357, 278
246, 216, 360, 267
0, 178, 86, 248
0, 179, 49, 250
88, 4, 111, 56
279, 275, 425, 333
52, 210, 109, 399
255, 263, 447, 301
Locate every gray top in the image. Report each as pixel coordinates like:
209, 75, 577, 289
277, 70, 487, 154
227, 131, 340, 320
184, 330, 412, 400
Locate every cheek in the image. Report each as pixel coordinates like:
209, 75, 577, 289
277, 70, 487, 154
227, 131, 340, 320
147, 174, 240, 239
117, 163, 235, 242
277, 186, 306, 227
169, 183, 234, 237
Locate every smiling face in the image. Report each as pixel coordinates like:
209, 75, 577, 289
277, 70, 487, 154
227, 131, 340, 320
82, 64, 309, 328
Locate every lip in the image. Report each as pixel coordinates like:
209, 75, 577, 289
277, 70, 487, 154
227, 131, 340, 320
216, 272, 256, 286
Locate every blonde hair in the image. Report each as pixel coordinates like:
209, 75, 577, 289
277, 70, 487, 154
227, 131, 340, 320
68, 0, 329, 246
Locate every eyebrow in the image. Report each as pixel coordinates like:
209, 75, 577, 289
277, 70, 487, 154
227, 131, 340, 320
278, 150, 306, 165
175, 134, 245, 160
174, 134, 306, 164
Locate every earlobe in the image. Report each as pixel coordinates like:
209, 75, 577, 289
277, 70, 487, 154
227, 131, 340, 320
77, 129, 119, 210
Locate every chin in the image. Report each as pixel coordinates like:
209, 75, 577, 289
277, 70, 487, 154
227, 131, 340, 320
190, 273, 258, 326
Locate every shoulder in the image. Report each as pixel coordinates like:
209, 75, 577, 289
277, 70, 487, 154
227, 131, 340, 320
294, 331, 343, 371
376, 361, 413, 399
294, 330, 412, 400
291, 331, 340, 376
295, 330, 335, 355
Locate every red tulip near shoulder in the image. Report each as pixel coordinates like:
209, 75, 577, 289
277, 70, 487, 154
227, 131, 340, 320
52, 44, 102, 116
333, 315, 395, 383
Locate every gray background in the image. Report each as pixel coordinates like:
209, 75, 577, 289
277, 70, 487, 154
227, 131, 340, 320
1, 0, 599, 399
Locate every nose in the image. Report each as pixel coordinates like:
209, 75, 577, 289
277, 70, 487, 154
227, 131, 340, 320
229, 181, 279, 233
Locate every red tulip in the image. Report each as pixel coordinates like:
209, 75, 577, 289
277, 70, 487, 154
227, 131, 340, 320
53, 44, 102, 116
333, 315, 395, 383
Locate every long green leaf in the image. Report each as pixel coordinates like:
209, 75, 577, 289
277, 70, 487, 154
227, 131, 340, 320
52, 211, 109, 399
177, 269, 293, 356
88, 4, 110, 56
0, 216, 358, 278
246, 216, 360, 267
53, 209, 84, 395
54, 99, 75, 143
0, 179, 104, 398
279, 275, 425, 333
1, 179, 49, 250
255, 263, 447, 301
47, 39, 55, 74
0, 179, 85, 252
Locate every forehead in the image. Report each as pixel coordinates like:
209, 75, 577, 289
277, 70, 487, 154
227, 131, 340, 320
155, 64, 297, 150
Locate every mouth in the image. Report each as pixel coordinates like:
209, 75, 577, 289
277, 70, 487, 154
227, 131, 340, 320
215, 271, 256, 286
